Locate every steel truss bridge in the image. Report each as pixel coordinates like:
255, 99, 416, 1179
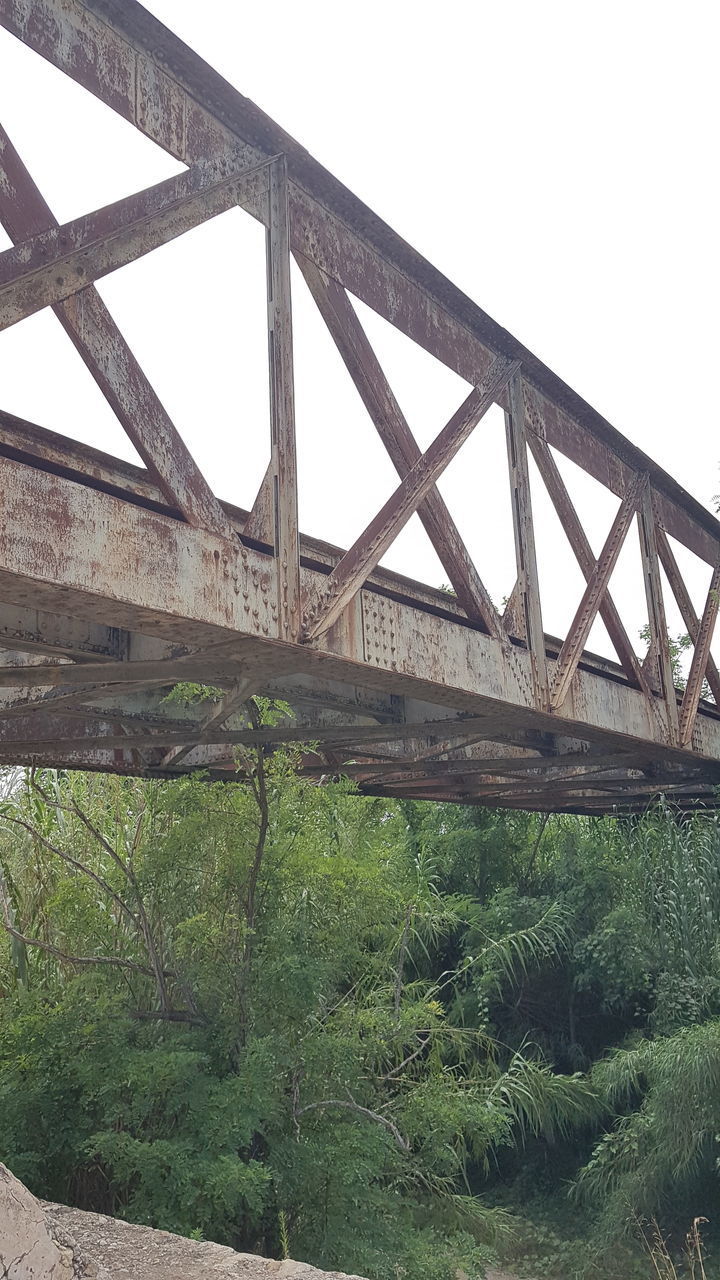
0, 0, 718, 814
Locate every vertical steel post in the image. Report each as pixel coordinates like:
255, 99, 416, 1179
505, 371, 549, 709
266, 155, 300, 641
638, 483, 679, 744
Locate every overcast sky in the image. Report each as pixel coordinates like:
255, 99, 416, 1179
0, 1, 718, 667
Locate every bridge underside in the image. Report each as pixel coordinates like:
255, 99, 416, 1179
0, 0, 719, 814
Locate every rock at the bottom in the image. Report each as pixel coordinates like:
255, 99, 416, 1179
0, 1162, 367, 1280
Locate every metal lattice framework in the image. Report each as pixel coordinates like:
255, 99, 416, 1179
0, 0, 719, 813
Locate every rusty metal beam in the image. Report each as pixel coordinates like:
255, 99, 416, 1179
0, 601, 124, 660
0, 663, 215, 691
296, 256, 505, 639
0, 410, 518, 630
638, 487, 680, 744
0, 410, 679, 691
551, 473, 645, 710
0, 714, 506, 754
304, 356, 515, 640
502, 580, 523, 637
0, 156, 271, 331
527, 432, 652, 695
0, 124, 235, 538
656, 528, 720, 706
266, 155, 301, 642
1, 454, 717, 764
505, 372, 548, 708
243, 461, 274, 543
329, 749, 640, 779
371, 767, 643, 799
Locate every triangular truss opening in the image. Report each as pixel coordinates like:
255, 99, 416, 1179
435, 402, 516, 609
348, 293, 483, 588
97, 207, 270, 510
0, 306, 145, 465
659, 534, 719, 700
292, 259, 409, 552
294, 263, 507, 624
350, 294, 475, 449
550, 446, 623, 559
378, 512, 445, 585
528, 447, 596, 646
596, 510, 649, 665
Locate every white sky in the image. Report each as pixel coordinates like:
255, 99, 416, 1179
0, 0, 718, 668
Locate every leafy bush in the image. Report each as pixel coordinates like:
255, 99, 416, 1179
4, 759, 720, 1276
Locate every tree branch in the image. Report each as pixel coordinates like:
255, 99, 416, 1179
0, 915, 163, 978
233, 699, 272, 1053
295, 1098, 410, 1152
1, 813, 138, 928
244, 702, 270, 940
29, 777, 171, 1014
31, 776, 132, 880
379, 1036, 428, 1080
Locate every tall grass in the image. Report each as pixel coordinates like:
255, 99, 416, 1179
635, 1216, 708, 1280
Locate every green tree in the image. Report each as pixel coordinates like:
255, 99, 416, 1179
0, 746, 593, 1280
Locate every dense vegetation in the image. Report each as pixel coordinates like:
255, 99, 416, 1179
1, 721, 719, 1278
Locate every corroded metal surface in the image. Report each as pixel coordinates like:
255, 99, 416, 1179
0, 0, 718, 814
